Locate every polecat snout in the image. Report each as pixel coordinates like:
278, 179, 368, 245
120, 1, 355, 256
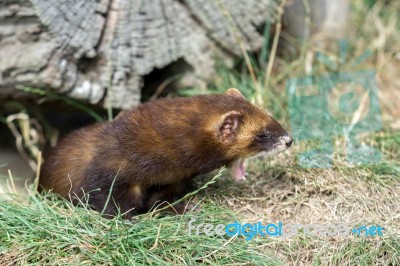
40, 88, 292, 218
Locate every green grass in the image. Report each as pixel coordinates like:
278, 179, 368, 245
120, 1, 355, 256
0, 186, 282, 265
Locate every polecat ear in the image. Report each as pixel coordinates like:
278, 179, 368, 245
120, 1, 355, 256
225, 88, 245, 99
217, 111, 242, 142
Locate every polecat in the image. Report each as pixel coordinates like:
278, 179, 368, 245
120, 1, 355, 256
39, 88, 292, 218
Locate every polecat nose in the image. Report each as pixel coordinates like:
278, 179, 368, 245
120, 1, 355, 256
285, 137, 293, 147
279, 135, 293, 148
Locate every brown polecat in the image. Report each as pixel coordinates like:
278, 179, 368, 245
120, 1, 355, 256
39, 88, 292, 218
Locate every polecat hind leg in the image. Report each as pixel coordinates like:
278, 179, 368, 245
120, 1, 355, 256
75, 182, 147, 219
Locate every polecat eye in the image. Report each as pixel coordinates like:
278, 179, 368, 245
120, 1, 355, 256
256, 132, 271, 140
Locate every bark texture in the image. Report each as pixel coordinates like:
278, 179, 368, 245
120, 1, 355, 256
0, 0, 278, 109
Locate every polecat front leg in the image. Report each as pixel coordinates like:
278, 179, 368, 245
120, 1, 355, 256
145, 182, 195, 214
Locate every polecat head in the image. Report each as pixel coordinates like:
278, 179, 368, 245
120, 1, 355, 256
213, 88, 292, 181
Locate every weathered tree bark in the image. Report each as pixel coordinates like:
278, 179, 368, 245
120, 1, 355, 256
0, 0, 279, 109
281, 0, 348, 56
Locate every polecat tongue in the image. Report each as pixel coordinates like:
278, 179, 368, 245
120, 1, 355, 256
231, 159, 246, 181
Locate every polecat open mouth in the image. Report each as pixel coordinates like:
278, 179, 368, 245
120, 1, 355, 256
231, 159, 246, 181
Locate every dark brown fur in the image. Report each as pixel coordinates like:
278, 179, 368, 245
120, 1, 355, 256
40, 89, 292, 218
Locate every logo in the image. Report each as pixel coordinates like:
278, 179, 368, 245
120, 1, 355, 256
287, 41, 381, 168
188, 219, 384, 241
